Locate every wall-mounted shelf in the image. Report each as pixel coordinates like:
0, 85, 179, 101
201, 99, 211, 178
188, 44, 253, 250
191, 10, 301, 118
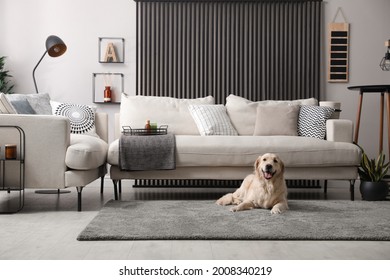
98, 37, 125, 63
92, 73, 124, 104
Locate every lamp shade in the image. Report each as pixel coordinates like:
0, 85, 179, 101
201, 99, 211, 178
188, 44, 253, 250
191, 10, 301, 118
46, 35, 67, 57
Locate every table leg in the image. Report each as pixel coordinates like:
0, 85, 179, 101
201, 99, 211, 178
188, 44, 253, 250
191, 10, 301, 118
354, 91, 363, 144
380, 92, 384, 153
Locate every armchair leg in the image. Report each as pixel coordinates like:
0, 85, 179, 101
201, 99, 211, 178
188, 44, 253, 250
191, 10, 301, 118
113, 180, 119, 200
100, 176, 105, 194
76, 187, 83, 211
349, 180, 355, 201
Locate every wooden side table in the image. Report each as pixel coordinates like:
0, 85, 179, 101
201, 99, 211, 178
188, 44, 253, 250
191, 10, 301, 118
348, 84, 390, 156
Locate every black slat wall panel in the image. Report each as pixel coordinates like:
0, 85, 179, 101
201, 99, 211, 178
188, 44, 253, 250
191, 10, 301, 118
135, 0, 322, 188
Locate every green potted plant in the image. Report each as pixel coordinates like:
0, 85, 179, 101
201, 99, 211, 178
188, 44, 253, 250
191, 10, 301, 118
358, 146, 389, 201
0, 56, 15, 94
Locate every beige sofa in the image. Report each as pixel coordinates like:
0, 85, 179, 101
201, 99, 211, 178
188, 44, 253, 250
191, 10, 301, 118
107, 94, 361, 200
0, 112, 108, 211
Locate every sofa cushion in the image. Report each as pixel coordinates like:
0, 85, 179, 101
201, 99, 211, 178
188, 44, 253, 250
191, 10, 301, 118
254, 105, 299, 136
188, 104, 238, 136
226, 94, 318, 135
108, 135, 360, 168
5, 93, 52, 115
298, 105, 335, 139
66, 134, 108, 170
174, 136, 360, 168
120, 94, 215, 135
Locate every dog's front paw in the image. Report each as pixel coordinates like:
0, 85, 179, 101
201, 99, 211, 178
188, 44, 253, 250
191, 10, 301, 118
230, 206, 239, 212
215, 198, 225, 206
270, 207, 283, 214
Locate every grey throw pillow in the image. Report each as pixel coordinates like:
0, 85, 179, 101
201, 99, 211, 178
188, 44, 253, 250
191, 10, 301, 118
6, 93, 52, 115
10, 100, 36, 114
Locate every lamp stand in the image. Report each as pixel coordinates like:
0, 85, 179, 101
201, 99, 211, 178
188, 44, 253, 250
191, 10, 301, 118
32, 50, 48, 93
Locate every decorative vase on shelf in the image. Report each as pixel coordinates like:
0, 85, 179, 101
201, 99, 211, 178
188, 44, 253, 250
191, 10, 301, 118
104, 86, 112, 103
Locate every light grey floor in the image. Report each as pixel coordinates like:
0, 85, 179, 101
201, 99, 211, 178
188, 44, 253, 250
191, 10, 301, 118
0, 179, 389, 260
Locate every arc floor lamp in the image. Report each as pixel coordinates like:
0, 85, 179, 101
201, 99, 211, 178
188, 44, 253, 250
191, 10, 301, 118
33, 35, 69, 195
32, 35, 67, 93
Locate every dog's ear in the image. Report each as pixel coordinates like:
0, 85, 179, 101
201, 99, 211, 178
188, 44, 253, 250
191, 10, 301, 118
254, 157, 262, 177
279, 157, 285, 174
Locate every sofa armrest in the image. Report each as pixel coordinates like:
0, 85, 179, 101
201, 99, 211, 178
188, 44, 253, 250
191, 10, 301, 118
95, 112, 108, 143
326, 119, 354, 143
0, 114, 70, 188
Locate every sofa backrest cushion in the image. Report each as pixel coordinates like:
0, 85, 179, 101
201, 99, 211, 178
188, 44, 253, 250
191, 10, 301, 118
120, 94, 215, 135
226, 94, 318, 135
189, 104, 238, 136
254, 105, 300, 136
5, 93, 52, 115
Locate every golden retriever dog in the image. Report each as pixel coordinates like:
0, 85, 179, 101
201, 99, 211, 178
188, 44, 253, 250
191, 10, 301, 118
216, 153, 288, 214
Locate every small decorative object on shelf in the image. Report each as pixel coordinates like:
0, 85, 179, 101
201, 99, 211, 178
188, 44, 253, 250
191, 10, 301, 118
104, 42, 118, 63
104, 86, 112, 102
145, 120, 151, 132
5, 144, 17, 160
98, 37, 125, 63
122, 125, 168, 136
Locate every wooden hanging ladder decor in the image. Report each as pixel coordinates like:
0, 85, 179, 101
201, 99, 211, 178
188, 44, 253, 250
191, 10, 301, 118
328, 8, 349, 83
104, 42, 118, 62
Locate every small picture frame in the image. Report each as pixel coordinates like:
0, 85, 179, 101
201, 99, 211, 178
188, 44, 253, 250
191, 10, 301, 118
92, 73, 124, 103
98, 37, 125, 63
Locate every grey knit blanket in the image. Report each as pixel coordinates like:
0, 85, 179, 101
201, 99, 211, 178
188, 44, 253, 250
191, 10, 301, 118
119, 134, 176, 171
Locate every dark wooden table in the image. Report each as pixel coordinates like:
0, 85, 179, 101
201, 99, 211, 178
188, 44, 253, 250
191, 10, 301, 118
348, 84, 390, 155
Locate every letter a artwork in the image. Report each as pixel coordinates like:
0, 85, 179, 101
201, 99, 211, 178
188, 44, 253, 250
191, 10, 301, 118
104, 42, 118, 62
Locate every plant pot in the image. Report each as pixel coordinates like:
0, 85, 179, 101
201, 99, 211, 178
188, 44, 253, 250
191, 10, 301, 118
360, 181, 389, 201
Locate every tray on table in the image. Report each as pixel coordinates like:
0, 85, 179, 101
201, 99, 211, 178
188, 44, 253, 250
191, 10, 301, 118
122, 125, 168, 136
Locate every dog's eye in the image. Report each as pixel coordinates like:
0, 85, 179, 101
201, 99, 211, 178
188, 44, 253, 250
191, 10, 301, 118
273, 159, 278, 163
263, 158, 267, 161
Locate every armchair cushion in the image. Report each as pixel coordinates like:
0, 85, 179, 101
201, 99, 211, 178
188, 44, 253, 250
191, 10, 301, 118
66, 134, 108, 170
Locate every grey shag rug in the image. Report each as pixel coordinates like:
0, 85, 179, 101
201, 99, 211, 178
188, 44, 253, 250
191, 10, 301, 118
77, 199, 390, 241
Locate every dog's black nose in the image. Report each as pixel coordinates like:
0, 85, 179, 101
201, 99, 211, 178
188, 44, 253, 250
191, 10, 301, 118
265, 164, 273, 171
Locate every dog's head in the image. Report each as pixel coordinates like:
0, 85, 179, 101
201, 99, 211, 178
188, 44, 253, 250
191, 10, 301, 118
255, 153, 284, 181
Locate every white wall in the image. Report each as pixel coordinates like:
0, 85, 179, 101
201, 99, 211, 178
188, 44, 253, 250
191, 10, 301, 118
1, 0, 390, 158
0, 0, 136, 141
323, 0, 390, 158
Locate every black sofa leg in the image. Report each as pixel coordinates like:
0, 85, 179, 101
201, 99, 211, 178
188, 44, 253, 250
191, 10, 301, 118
100, 176, 105, 194
76, 187, 83, 211
324, 180, 328, 194
113, 180, 119, 200
119, 180, 122, 193
349, 180, 355, 201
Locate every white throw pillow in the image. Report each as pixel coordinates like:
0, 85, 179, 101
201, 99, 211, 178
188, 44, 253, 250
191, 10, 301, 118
298, 105, 335, 139
188, 104, 238, 136
51, 101, 100, 138
225, 94, 318, 135
0, 93, 17, 114
120, 94, 215, 135
254, 105, 300, 136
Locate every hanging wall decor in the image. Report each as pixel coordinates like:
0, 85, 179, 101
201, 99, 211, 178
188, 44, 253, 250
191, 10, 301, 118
98, 37, 125, 63
328, 8, 349, 83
